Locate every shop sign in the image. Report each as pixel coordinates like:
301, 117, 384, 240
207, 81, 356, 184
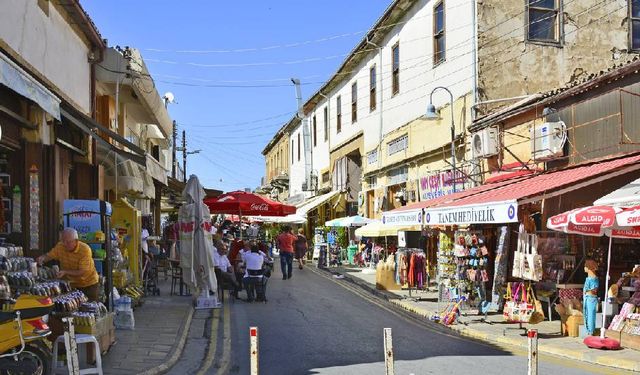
418, 167, 471, 201
382, 210, 422, 226
424, 200, 518, 225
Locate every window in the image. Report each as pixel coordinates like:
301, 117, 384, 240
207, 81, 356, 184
388, 166, 408, 185
367, 149, 378, 165
434, 1, 446, 64
388, 134, 408, 156
351, 82, 358, 123
297, 133, 301, 161
336, 96, 342, 133
369, 66, 377, 111
313, 115, 317, 147
392, 43, 400, 95
526, 0, 561, 43
322, 172, 330, 184
631, 0, 640, 50
323, 106, 329, 141
291, 139, 294, 163
367, 176, 378, 189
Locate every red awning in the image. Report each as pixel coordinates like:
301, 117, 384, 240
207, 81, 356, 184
445, 153, 640, 208
204, 191, 296, 217
419, 153, 640, 226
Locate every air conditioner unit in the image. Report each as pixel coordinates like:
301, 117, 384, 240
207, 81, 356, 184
530, 121, 567, 161
471, 127, 499, 158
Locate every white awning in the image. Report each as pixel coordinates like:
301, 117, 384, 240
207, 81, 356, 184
0, 51, 61, 120
594, 178, 640, 207
296, 190, 340, 217
145, 154, 168, 185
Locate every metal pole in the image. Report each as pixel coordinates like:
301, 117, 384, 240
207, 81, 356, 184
600, 236, 614, 339
383, 328, 395, 375
429, 87, 456, 193
527, 329, 538, 375
172, 120, 177, 179
182, 130, 187, 182
250, 327, 259, 375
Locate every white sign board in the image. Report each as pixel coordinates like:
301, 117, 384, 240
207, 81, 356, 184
424, 200, 518, 226
381, 210, 422, 226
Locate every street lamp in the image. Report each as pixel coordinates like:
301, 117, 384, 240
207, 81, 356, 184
424, 86, 457, 193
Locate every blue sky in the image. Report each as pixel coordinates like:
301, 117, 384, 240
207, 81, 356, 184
81, 0, 391, 192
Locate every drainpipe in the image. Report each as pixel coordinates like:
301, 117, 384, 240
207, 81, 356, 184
366, 36, 384, 171
471, 0, 478, 116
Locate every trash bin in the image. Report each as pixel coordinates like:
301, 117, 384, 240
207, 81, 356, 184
347, 245, 358, 264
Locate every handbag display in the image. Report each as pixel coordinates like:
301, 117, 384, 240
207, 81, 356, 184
522, 234, 543, 282
512, 224, 525, 279
503, 282, 534, 323
528, 284, 545, 324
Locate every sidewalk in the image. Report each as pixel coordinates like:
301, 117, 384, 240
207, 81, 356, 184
102, 278, 194, 375
318, 265, 640, 373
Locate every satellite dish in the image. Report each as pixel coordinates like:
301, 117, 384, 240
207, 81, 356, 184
163, 92, 175, 104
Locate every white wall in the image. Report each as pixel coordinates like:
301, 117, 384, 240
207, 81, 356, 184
308, 0, 475, 155
0, 0, 92, 112
288, 122, 306, 197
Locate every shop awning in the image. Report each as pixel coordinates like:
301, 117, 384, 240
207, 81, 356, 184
0, 51, 61, 120
61, 107, 146, 166
594, 177, 640, 206
381, 176, 526, 226
296, 190, 341, 218
355, 221, 420, 237
145, 154, 168, 186
423, 153, 640, 226
104, 160, 144, 196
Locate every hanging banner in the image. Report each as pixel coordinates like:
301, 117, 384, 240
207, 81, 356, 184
381, 209, 422, 226
29, 165, 39, 250
424, 200, 518, 226
418, 167, 471, 201
12, 185, 21, 232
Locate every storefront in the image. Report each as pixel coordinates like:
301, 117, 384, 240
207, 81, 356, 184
381, 152, 640, 334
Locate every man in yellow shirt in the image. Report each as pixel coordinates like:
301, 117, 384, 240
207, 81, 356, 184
37, 228, 100, 301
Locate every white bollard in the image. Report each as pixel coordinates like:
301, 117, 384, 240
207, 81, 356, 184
527, 329, 538, 375
250, 326, 259, 375
383, 328, 395, 375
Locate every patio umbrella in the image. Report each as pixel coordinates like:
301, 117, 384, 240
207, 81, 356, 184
204, 191, 296, 239
204, 191, 296, 217
325, 215, 374, 227
547, 204, 640, 340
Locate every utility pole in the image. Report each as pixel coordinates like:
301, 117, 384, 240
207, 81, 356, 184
172, 120, 177, 179
176, 130, 201, 182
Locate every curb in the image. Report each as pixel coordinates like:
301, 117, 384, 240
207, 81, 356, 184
138, 307, 195, 375
315, 267, 640, 373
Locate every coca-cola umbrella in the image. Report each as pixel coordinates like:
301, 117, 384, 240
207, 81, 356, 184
204, 191, 296, 238
546, 204, 640, 342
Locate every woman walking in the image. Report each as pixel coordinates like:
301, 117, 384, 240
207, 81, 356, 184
295, 228, 308, 270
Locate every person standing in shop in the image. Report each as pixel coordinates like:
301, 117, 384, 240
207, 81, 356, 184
277, 226, 297, 280
37, 228, 100, 301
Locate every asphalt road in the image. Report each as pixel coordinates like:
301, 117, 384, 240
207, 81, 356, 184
198, 261, 621, 375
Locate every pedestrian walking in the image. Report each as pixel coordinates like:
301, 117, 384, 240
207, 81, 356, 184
295, 228, 308, 270
276, 226, 296, 280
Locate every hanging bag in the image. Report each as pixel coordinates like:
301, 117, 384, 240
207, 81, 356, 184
522, 233, 543, 281
528, 284, 545, 324
512, 224, 525, 278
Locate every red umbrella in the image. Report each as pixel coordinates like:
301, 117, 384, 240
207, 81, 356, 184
204, 191, 296, 217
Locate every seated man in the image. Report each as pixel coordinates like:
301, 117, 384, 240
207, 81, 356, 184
213, 240, 240, 297
243, 245, 268, 303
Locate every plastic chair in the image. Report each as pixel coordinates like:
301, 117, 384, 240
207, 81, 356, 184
52, 334, 103, 375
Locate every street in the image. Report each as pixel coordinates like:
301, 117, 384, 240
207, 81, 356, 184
180, 261, 620, 375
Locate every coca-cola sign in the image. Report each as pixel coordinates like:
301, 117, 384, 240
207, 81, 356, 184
250, 203, 270, 211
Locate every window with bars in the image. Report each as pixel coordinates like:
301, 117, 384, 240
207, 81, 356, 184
526, 0, 561, 43
433, 1, 446, 65
297, 133, 301, 161
370, 65, 377, 111
337, 95, 342, 133
387, 134, 408, 156
351, 82, 358, 123
392, 43, 400, 95
632, 0, 640, 50
323, 106, 329, 141
367, 149, 378, 165
313, 115, 317, 147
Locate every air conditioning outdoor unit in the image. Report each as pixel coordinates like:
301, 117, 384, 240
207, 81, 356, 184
471, 127, 499, 158
530, 121, 567, 161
